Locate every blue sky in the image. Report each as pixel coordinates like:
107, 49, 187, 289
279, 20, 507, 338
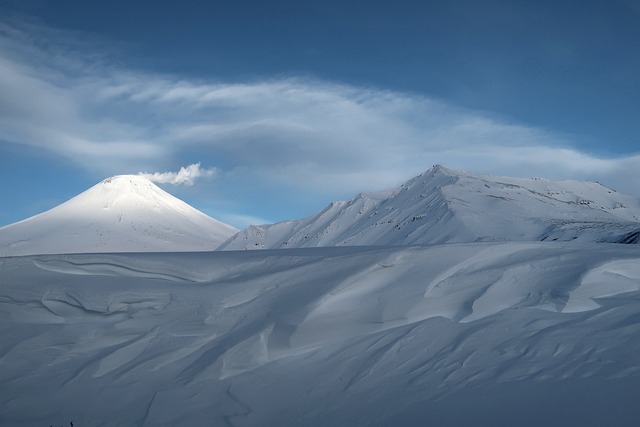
1, 0, 639, 228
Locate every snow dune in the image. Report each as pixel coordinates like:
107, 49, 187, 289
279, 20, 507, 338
2, 243, 640, 426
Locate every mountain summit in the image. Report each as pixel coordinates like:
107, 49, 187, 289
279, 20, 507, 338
219, 165, 640, 250
0, 175, 238, 256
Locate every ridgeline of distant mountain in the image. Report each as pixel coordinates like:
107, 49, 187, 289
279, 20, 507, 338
2, 166, 639, 256
219, 165, 640, 250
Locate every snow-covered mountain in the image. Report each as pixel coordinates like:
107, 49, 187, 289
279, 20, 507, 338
219, 165, 640, 250
2, 243, 640, 426
3, 168, 640, 426
0, 175, 237, 256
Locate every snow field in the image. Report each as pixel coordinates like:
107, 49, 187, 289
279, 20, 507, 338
2, 243, 640, 426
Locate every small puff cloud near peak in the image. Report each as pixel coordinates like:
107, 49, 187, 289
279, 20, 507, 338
138, 163, 216, 186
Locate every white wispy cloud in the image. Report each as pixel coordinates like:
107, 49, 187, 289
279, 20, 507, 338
0, 18, 639, 205
139, 163, 216, 186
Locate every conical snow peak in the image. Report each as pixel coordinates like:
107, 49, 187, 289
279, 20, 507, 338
0, 175, 238, 256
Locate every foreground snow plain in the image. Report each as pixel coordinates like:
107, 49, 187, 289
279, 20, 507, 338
2, 242, 640, 426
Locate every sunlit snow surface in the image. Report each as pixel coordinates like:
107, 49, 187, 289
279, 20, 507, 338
2, 243, 640, 426
0, 175, 237, 256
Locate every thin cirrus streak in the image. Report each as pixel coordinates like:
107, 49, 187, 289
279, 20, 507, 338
0, 19, 638, 197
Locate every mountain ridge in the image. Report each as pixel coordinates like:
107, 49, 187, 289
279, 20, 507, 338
219, 165, 640, 250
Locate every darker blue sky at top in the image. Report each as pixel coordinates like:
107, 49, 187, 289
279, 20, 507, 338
4, 0, 639, 155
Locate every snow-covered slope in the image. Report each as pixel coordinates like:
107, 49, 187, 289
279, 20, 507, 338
0, 175, 237, 255
219, 165, 640, 249
2, 243, 640, 426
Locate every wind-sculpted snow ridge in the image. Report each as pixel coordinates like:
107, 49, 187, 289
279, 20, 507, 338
219, 165, 640, 249
0, 175, 237, 256
2, 243, 640, 426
